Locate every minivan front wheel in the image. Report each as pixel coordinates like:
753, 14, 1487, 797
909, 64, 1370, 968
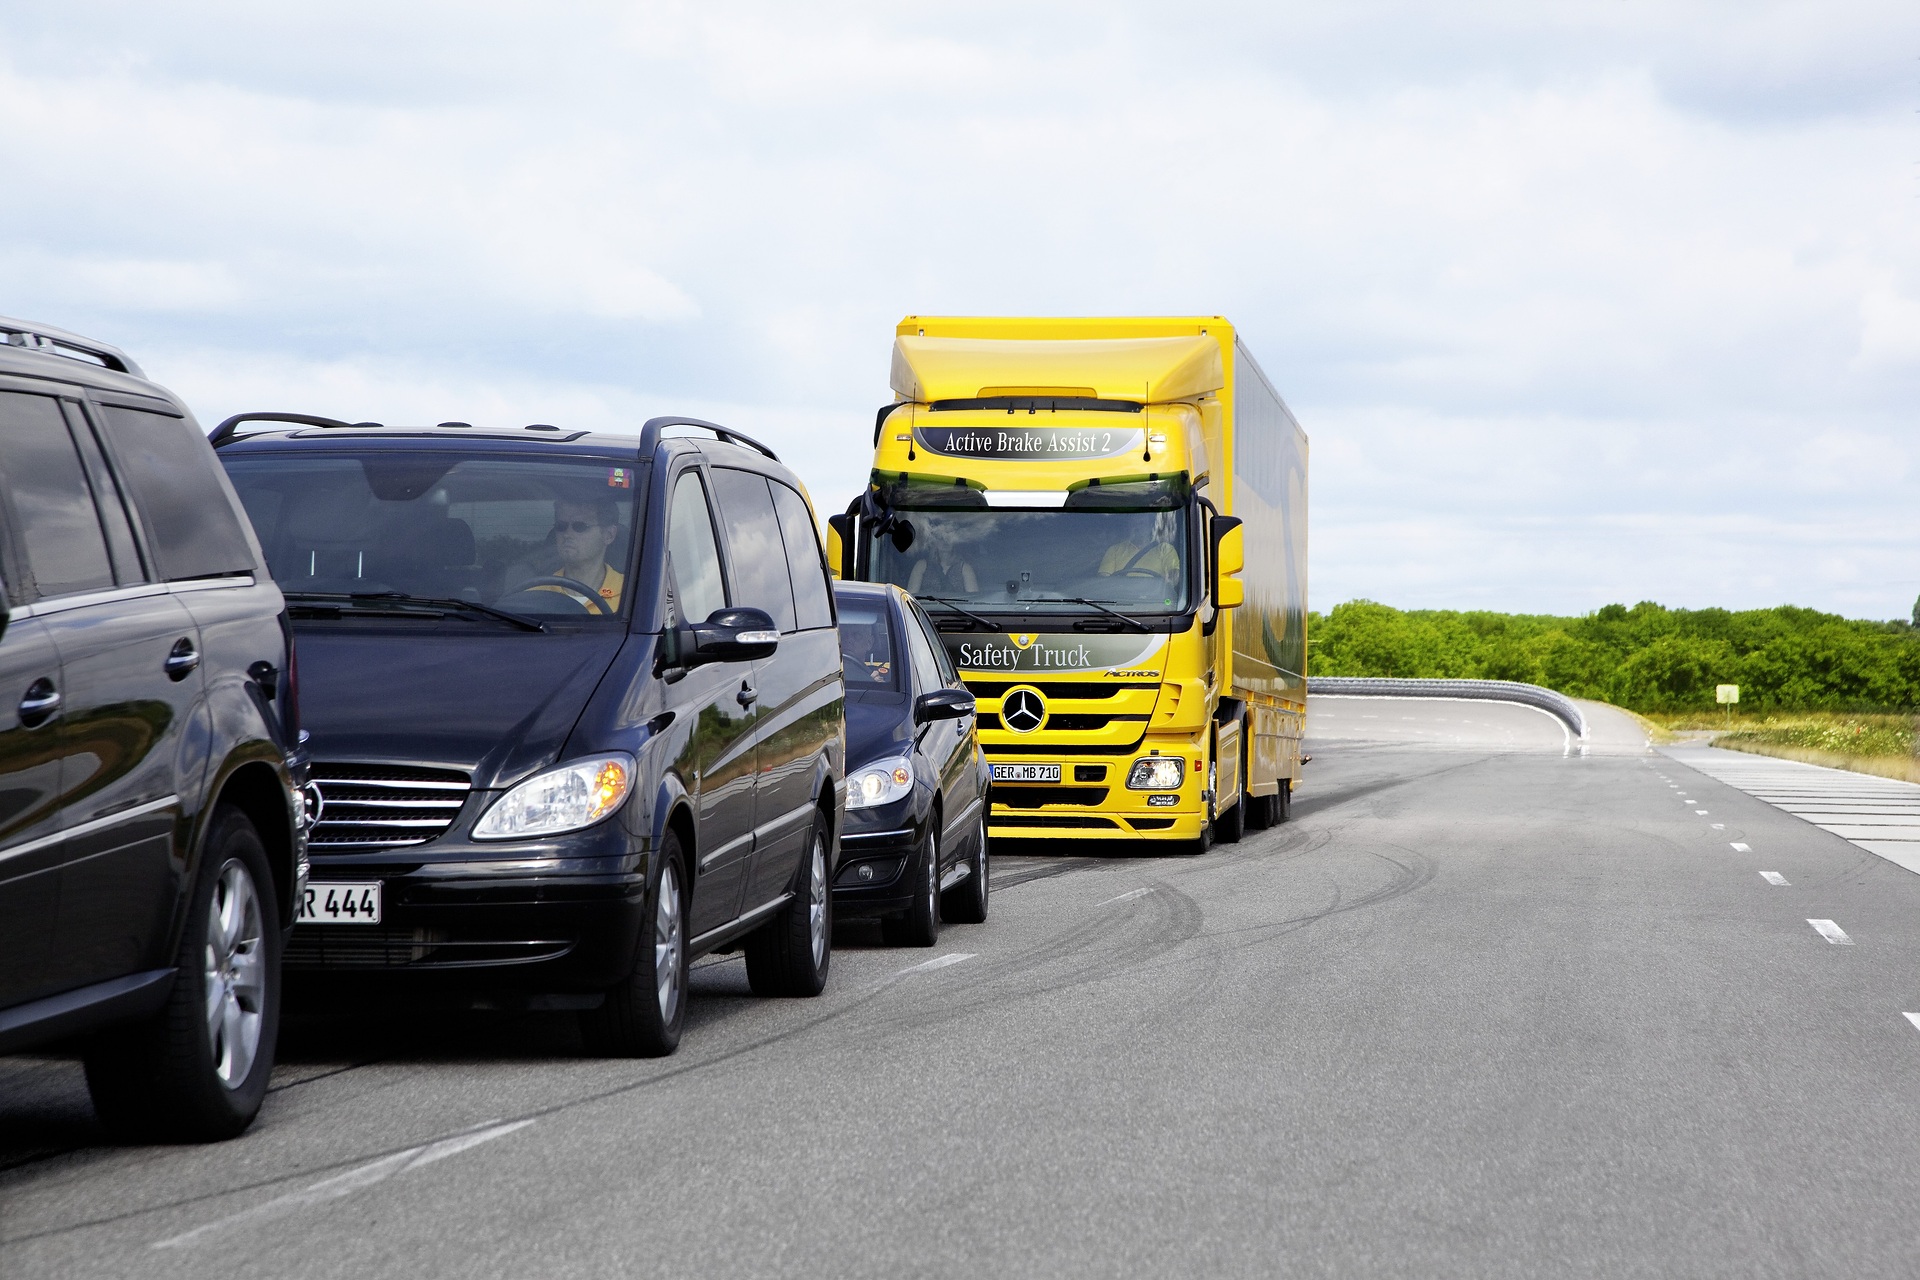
581, 834, 687, 1057
84, 805, 281, 1142
745, 812, 831, 997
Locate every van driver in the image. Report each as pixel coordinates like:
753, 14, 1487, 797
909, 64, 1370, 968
539, 495, 625, 612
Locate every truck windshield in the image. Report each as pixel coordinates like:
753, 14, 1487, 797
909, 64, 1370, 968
870, 506, 1190, 615
221, 452, 643, 626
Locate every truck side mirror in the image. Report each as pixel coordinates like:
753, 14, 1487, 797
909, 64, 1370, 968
1209, 515, 1245, 609
825, 514, 850, 581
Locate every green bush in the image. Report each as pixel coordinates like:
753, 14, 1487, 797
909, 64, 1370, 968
1307, 600, 1920, 713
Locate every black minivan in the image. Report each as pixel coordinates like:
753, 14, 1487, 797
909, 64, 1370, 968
214, 415, 845, 1056
0, 316, 305, 1140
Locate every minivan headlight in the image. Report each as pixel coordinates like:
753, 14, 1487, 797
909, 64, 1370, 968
474, 753, 635, 840
847, 758, 914, 810
1126, 757, 1185, 790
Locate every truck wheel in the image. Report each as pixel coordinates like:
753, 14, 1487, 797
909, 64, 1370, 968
580, 834, 687, 1057
882, 820, 941, 947
941, 809, 989, 925
746, 812, 832, 996
84, 805, 281, 1142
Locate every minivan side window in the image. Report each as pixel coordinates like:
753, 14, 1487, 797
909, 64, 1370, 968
770, 481, 834, 631
96, 406, 255, 581
0, 391, 116, 602
665, 471, 727, 627
711, 469, 797, 633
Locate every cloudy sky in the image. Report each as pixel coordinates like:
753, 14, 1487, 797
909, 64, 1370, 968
4, 2, 1916, 619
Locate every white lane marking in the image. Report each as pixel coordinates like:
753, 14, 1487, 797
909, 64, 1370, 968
1712, 823, 1725, 829
1098, 887, 1152, 906
898, 952, 974, 974
1904, 1013, 1920, 1033
1759, 871, 1790, 886
1808, 919, 1853, 945
1731, 842, 1751, 852
1695, 809, 1709, 815
153, 1119, 534, 1249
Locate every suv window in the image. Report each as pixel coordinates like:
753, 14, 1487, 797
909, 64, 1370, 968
0, 391, 116, 602
665, 471, 727, 626
771, 481, 833, 631
712, 469, 797, 633
97, 406, 254, 581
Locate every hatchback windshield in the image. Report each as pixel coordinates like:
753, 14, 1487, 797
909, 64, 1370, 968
222, 452, 642, 624
870, 507, 1190, 615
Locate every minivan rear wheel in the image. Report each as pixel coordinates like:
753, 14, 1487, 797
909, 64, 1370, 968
84, 805, 281, 1142
581, 833, 687, 1057
745, 812, 831, 997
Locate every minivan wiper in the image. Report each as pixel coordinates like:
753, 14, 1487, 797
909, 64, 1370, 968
283, 590, 547, 633
917, 597, 1000, 631
1064, 598, 1153, 632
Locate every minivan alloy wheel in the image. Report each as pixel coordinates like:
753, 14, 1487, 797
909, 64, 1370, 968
656, 860, 684, 1023
204, 859, 266, 1088
808, 830, 828, 970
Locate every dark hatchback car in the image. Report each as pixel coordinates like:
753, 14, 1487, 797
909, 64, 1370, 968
833, 582, 989, 945
0, 316, 305, 1140
213, 415, 845, 1056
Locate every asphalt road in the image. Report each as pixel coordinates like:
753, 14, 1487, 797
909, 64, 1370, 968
8, 695, 1920, 1277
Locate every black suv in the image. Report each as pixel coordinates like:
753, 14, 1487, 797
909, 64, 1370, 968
214, 415, 846, 1056
0, 316, 305, 1140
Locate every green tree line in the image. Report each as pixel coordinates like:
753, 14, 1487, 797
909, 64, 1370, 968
1306, 600, 1920, 713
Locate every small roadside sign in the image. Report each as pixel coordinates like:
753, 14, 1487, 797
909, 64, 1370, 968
1716, 685, 1739, 704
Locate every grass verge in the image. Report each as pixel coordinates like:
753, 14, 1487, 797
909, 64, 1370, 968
1711, 737, 1920, 785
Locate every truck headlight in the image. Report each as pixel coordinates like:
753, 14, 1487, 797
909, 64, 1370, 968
1126, 757, 1185, 790
474, 753, 635, 840
848, 758, 914, 810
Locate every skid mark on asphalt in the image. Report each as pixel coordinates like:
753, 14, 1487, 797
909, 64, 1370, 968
152, 1120, 534, 1249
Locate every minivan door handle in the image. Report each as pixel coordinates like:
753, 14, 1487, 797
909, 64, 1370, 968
736, 684, 758, 708
164, 638, 200, 681
18, 678, 59, 728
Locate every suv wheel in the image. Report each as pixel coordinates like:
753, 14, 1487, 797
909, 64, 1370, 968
940, 809, 989, 925
581, 833, 687, 1057
745, 812, 832, 996
84, 805, 281, 1142
883, 819, 941, 947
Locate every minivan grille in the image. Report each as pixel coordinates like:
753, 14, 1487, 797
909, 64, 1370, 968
308, 763, 471, 851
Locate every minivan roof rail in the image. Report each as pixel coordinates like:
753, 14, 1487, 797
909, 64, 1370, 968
209, 412, 361, 447
640, 416, 779, 461
0, 315, 144, 378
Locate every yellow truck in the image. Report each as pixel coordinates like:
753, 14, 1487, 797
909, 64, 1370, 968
828, 316, 1307, 851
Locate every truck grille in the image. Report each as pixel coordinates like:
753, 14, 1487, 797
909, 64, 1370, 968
996, 786, 1110, 809
308, 763, 471, 851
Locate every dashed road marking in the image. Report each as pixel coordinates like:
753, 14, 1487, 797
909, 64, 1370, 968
1695, 809, 1709, 815
154, 1119, 535, 1249
1098, 887, 1152, 906
1905, 1013, 1920, 1034
1808, 919, 1853, 945
899, 952, 974, 974
1760, 871, 1789, 886
1731, 842, 1751, 852
1712, 823, 1725, 830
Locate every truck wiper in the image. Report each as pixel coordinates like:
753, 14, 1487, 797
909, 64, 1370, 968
283, 590, 547, 633
917, 597, 1000, 631
1064, 598, 1153, 632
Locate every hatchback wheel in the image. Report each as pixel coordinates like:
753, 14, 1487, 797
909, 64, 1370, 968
941, 808, 989, 925
746, 812, 832, 996
84, 805, 281, 1141
581, 834, 687, 1057
882, 820, 941, 947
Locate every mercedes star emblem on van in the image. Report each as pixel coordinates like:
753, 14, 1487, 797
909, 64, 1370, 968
1002, 689, 1046, 733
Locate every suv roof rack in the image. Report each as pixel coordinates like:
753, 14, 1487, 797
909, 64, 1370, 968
209, 412, 361, 447
0, 315, 144, 378
639, 416, 779, 461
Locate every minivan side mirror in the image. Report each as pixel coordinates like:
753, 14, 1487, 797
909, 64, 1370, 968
690, 607, 779, 664
913, 688, 975, 724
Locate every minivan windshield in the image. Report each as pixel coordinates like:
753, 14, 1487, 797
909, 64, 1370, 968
222, 452, 643, 626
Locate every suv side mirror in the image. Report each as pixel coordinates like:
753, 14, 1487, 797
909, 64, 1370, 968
914, 688, 975, 724
1209, 515, 1245, 609
690, 607, 779, 663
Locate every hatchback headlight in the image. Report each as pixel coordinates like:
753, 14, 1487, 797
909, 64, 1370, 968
847, 758, 914, 810
474, 753, 635, 840
1126, 757, 1185, 790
